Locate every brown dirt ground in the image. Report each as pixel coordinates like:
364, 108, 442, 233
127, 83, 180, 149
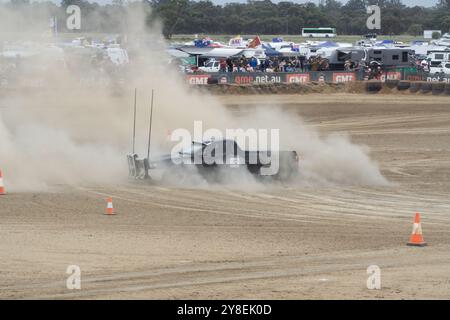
1, 93, 450, 299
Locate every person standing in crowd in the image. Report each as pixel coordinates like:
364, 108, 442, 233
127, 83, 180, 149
285, 60, 294, 72
279, 59, 286, 72
299, 55, 306, 72
263, 58, 271, 72
292, 57, 299, 71
305, 57, 311, 71
266, 58, 272, 71
219, 58, 227, 72
234, 58, 240, 72
240, 57, 247, 71
236, 60, 241, 72
250, 56, 258, 71
260, 58, 266, 72
226, 58, 233, 72
272, 58, 279, 72
344, 60, 352, 71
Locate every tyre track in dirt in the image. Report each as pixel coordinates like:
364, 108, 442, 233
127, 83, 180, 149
75, 184, 450, 228
6, 244, 450, 299
3, 94, 450, 299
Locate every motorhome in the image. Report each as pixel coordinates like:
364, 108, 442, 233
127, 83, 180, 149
335, 47, 414, 68
365, 48, 414, 66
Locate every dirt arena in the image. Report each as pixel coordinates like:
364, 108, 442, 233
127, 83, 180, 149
1, 93, 450, 299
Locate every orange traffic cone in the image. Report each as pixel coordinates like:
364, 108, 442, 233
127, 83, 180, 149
105, 197, 115, 215
407, 212, 426, 246
0, 170, 5, 195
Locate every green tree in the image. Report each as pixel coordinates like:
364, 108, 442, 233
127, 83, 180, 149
438, 0, 450, 10
152, 0, 189, 38
407, 24, 422, 36
432, 31, 441, 39
1, 0, 449, 37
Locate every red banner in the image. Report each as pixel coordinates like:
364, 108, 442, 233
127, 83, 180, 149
332, 72, 356, 83
186, 74, 210, 85
381, 71, 402, 82
286, 74, 311, 83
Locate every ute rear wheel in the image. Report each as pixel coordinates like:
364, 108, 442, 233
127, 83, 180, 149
161, 165, 207, 186
273, 152, 300, 182
161, 165, 191, 185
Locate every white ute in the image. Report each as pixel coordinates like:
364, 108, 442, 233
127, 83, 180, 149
198, 59, 220, 72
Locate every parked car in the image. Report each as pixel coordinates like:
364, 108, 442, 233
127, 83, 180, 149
430, 62, 450, 76
198, 59, 220, 72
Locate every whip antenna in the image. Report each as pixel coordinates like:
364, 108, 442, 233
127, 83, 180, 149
132, 88, 137, 154
147, 89, 154, 160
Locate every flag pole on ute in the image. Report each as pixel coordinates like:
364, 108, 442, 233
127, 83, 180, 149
132, 88, 137, 154
147, 89, 154, 160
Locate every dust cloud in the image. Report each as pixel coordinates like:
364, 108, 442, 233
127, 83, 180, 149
232, 108, 388, 186
0, 5, 387, 191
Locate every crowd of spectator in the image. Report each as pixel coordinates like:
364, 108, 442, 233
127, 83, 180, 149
218, 56, 319, 73
189, 53, 430, 76
193, 55, 366, 73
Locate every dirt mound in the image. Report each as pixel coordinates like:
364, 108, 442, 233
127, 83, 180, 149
200, 82, 348, 95
198, 81, 450, 96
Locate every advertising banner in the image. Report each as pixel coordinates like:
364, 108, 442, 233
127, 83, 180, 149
286, 73, 311, 83
189, 71, 364, 85
186, 74, 211, 85
332, 72, 356, 83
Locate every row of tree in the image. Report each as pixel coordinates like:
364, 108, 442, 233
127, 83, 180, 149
153, 0, 450, 37
1, 0, 450, 38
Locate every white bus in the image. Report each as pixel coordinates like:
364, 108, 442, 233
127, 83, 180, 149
302, 27, 337, 38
